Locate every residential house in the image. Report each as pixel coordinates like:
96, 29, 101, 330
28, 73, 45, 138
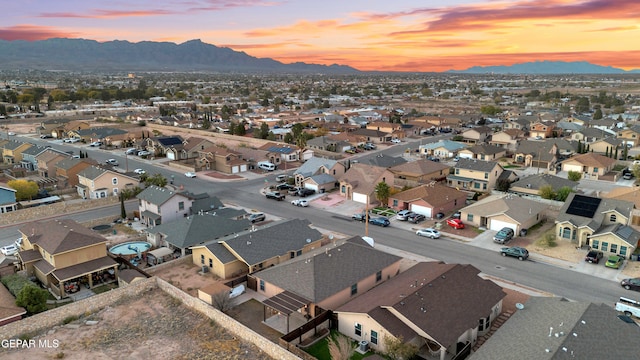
233, 146, 270, 170
19, 145, 47, 171
388, 184, 468, 218
565, 114, 592, 126
513, 139, 567, 173
389, 159, 451, 187
36, 148, 71, 178
146, 212, 252, 256
361, 154, 407, 169
250, 237, 402, 327
555, 193, 635, 257
0, 284, 26, 326
419, 140, 467, 158
603, 187, 640, 226
350, 128, 391, 144
488, 129, 525, 152
76, 166, 139, 199
366, 121, 402, 134
458, 144, 506, 161
143, 136, 184, 158
0, 186, 18, 214
555, 120, 583, 136
509, 174, 578, 198
529, 121, 556, 139
190, 218, 324, 279
171, 137, 215, 160
616, 125, 640, 148
67, 127, 129, 145
54, 157, 95, 188
447, 158, 504, 193
37, 118, 72, 138
259, 142, 300, 167
2, 140, 32, 165
16, 219, 118, 299
294, 157, 347, 189
196, 145, 248, 174
570, 127, 612, 143
470, 297, 640, 360
459, 194, 548, 233
460, 126, 493, 144
306, 136, 350, 153
335, 262, 506, 359
136, 185, 195, 227
62, 120, 91, 136
586, 137, 624, 157
503, 117, 530, 131
560, 152, 616, 180
338, 163, 394, 204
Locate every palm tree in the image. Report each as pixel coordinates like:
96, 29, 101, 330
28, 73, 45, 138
374, 182, 391, 207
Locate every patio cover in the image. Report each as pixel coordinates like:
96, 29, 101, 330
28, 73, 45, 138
263, 290, 310, 315
52, 256, 117, 282
148, 247, 173, 258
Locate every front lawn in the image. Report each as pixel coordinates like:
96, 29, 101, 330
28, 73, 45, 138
370, 207, 395, 217
304, 330, 380, 360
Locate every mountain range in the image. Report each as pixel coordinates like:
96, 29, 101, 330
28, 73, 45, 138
0, 38, 359, 74
0, 38, 637, 75
449, 60, 640, 74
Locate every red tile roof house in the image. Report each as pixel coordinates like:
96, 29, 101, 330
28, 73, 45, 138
334, 262, 506, 359
388, 184, 468, 219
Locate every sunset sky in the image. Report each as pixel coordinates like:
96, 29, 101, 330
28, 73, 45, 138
3, 0, 640, 72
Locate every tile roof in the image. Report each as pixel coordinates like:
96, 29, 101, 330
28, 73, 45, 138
18, 219, 107, 255
148, 213, 252, 249
255, 237, 401, 303
337, 262, 505, 349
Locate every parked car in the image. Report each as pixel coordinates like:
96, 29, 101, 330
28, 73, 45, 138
416, 228, 440, 239
345, 149, 357, 154
446, 218, 465, 229
452, 212, 461, 219
184, 172, 196, 178
137, 150, 151, 157
125, 148, 138, 155
68, 137, 80, 143
493, 227, 515, 244
0, 244, 18, 256
89, 141, 103, 147
396, 210, 414, 221
105, 159, 119, 166
276, 174, 288, 182
62, 138, 72, 142
407, 213, 426, 223
390, 139, 401, 144
247, 213, 266, 223
585, 250, 604, 264
14, 237, 22, 249
435, 212, 445, 220
275, 183, 293, 191
500, 246, 529, 261
291, 199, 309, 207
265, 191, 285, 201
427, 156, 440, 162
621, 278, 640, 291
352, 213, 367, 222
605, 255, 624, 269
624, 172, 634, 180
297, 188, 315, 197
40, 134, 53, 139
369, 217, 390, 227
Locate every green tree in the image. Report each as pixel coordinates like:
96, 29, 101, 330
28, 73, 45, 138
632, 164, 640, 179
575, 97, 590, 113
495, 178, 511, 192
568, 170, 582, 182
556, 186, 574, 201
16, 285, 48, 315
7, 179, 39, 201
538, 185, 555, 200
374, 182, 391, 207
383, 335, 419, 360
144, 174, 168, 187
593, 108, 603, 120
283, 133, 293, 144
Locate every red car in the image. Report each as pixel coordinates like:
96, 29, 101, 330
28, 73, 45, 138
446, 218, 465, 229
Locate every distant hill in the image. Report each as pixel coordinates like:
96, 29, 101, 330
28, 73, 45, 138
448, 60, 640, 74
0, 38, 359, 74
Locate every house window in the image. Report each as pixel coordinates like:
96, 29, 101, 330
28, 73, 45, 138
290, 252, 295, 259
112, 178, 118, 185
610, 214, 617, 222
297, 250, 302, 256
474, 183, 480, 189
341, 185, 346, 193
561, 227, 572, 239
454, 199, 457, 206
455, 168, 460, 175
259, 279, 265, 291
483, 184, 487, 190
593, 167, 598, 173
611, 244, 618, 254
592, 240, 599, 250
620, 246, 628, 256
178, 202, 184, 211
478, 315, 490, 332
602, 242, 609, 252
484, 172, 488, 179
376, 271, 382, 282
467, 214, 473, 221
209, 259, 213, 268
393, 200, 398, 207
355, 323, 362, 337
351, 283, 358, 296
371, 330, 378, 345
200, 254, 205, 265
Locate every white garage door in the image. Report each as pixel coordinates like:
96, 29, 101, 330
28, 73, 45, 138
410, 204, 432, 218
166, 152, 175, 160
563, 164, 582, 173
305, 183, 319, 192
231, 166, 239, 174
240, 165, 247, 172
489, 219, 518, 233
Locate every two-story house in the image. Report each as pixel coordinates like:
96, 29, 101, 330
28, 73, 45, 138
16, 219, 118, 299
76, 166, 139, 199
338, 163, 394, 204
555, 193, 636, 258
19, 145, 47, 171
457, 144, 506, 161
294, 156, 347, 192
54, 158, 96, 188
388, 159, 450, 188
196, 145, 248, 174
2, 140, 32, 165
447, 158, 504, 193
36, 148, 71, 178
529, 120, 556, 139
258, 142, 300, 167
617, 125, 640, 148
488, 129, 525, 152
0, 186, 18, 214
136, 185, 194, 227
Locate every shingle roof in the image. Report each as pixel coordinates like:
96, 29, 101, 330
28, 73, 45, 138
557, 193, 634, 230
364, 154, 407, 168
455, 158, 500, 172
77, 166, 108, 180
564, 152, 616, 168
511, 174, 578, 192
4, 140, 30, 151
339, 163, 390, 195
136, 185, 187, 206
255, 237, 401, 303
392, 184, 467, 208
209, 218, 323, 266
295, 157, 339, 177
389, 159, 450, 175
462, 195, 549, 224
337, 262, 505, 349
76, 127, 128, 138
18, 219, 107, 255
465, 144, 504, 155
420, 140, 466, 151
148, 213, 252, 249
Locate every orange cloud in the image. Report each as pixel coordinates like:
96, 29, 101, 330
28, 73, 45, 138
0, 25, 77, 41
37, 9, 175, 19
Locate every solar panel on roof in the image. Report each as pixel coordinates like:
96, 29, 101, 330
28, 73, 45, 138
267, 146, 292, 154
158, 137, 183, 146
617, 226, 633, 239
565, 194, 601, 218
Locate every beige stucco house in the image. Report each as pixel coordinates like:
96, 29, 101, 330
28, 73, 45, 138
76, 166, 139, 199
459, 194, 548, 233
560, 152, 616, 180
447, 158, 504, 193
339, 163, 394, 204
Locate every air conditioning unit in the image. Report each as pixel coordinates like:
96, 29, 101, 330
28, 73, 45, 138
201, 266, 209, 273
359, 341, 369, 352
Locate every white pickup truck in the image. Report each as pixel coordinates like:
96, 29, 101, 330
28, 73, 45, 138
615, 297, 640, 317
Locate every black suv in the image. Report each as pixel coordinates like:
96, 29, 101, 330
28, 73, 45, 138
585, 250, 604, 264
407, 213, 426, 223
493, 227, 515, 244
297, 188, 315, 197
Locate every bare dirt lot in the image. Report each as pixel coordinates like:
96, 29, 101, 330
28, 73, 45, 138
0, 288, 271, 360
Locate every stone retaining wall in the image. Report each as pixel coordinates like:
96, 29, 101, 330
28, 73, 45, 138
155, 277, 300, 360
0, 277, 156, 340
0, 197, 119, 227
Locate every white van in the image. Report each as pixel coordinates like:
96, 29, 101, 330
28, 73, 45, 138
258, 161, 276, 171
